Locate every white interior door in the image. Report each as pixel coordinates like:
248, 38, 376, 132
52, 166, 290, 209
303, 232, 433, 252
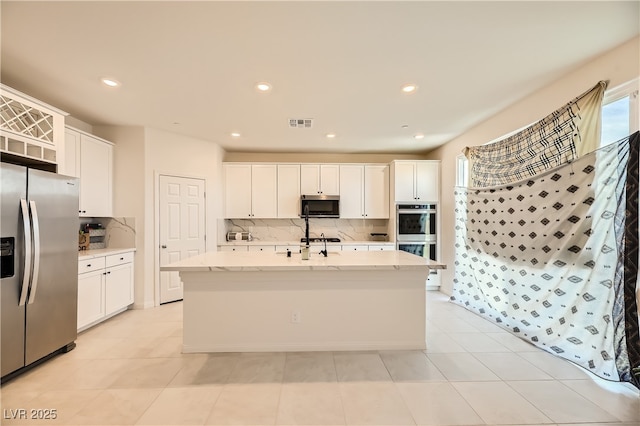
159, 175, 206, 304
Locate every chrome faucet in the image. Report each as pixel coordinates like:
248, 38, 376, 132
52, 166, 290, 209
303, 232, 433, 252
319, 232, 328, 257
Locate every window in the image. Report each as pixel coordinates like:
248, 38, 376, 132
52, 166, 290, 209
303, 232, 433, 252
601, 78, 639, 146
456, 154, 468, 187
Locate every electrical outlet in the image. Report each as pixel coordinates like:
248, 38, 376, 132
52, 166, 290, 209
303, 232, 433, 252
291, 310, 301, 324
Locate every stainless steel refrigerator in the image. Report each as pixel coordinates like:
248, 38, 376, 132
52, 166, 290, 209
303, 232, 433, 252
1, 162, 79, 380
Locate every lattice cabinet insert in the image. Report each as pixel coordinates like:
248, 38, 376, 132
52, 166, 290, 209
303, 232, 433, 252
0, 84, 67, 167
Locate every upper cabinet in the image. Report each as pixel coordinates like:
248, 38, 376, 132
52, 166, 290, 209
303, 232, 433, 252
222, 162, 391, 220
63, 127, 80, 178
364, 165, 390, 218
65, 127, 113, 217
339, 164, 389, 219
277, 164, 300, 218
0, 84, 67, 170
300, 164, 339, 195
224, 164, 277, 218
392, 160, 439, 203
251, 164, 278, 218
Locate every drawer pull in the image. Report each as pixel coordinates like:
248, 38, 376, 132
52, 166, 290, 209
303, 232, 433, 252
120, 257, 124, 260
86, 264, 91, 267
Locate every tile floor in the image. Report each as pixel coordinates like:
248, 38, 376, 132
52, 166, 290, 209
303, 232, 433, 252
0, 291, 638, 425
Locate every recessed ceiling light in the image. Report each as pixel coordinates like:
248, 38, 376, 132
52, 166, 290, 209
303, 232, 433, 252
255, 82, 272, 92
401, 84, 418, 93
231, 132, 241, 137
326, 133, 336, 139
101, 78, 120, 87
414, 133, 425, 139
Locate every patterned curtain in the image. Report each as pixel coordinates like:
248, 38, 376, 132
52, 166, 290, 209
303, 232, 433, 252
452, 132, 640, 387
464, 81, 607, 188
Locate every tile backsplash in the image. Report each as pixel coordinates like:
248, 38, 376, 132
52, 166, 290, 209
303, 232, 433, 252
222, 218, 390, 243
79, 217, 136, 250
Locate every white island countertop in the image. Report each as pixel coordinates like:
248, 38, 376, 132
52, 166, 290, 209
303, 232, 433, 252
162, 249, 445, 272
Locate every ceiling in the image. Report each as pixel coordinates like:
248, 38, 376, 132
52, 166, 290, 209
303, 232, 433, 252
1, 1, 638, 154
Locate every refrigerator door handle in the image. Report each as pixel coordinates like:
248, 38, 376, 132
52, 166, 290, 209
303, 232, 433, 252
27, 200, 41, 305
18, 199, 32, 306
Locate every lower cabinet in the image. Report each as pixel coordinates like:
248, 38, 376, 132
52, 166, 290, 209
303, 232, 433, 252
218, 245, 249, 252
368, 244, 395, 251
77, 251, 134, 331
342, 245, 369, 251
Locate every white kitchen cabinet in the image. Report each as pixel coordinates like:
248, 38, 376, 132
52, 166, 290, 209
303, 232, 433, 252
104, 252, 134, 316
218, 245, 249, 252
275, 244, 300, 253
277, 164, 300, 218
224, 164, 252, 218
63, 127, 80, 178
368, 244, 395, 251
392, 160, 439, 202
300, 164, 339, 195
339, 164, 389, 219
65, 127, 114, 217
224, 164, 277, 218
0, 84, 65, 168
248, 245, 276, 252
341, 245, 369, 251
339, 165, 364, 218
77, 266, 105, 330
77, 250, 134, 332
251, 165, 278, 218
364, 165, 389, 218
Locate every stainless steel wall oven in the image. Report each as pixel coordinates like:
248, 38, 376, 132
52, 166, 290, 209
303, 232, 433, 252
396, 203, 437, 261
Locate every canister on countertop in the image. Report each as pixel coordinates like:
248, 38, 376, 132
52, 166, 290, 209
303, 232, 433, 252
226, 231, 253, 241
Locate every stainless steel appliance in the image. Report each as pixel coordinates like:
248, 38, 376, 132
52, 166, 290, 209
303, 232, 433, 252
396, 203, 437, 261
300, 195, 340, 218
1, 162, 79, 381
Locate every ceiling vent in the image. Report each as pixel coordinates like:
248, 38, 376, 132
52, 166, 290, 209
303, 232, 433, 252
289, 118, 313, 129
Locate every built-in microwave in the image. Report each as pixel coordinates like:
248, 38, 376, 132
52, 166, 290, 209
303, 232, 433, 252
300, 195, 340, 218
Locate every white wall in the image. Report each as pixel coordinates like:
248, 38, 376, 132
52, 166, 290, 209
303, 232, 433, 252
95, 125, 224, 308
147, 128, 224, 307
427, 36, 640, 295
94, 126, 149, 307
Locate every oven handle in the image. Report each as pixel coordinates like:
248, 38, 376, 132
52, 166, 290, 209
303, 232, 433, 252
397, 209, 435, 214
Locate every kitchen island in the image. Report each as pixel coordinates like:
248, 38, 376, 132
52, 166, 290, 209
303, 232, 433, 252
162, 250, 445, 353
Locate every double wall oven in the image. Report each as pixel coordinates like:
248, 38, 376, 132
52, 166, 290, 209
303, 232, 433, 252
396, 203, 437, 261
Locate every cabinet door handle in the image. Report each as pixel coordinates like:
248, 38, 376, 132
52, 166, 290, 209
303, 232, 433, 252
161, 245, 167, 249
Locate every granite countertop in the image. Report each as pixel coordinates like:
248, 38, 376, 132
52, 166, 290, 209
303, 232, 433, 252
161, 249, 445, 272
78, 247, 136, 260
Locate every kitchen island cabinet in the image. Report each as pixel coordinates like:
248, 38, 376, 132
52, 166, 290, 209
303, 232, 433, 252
162, 250, 444, 353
